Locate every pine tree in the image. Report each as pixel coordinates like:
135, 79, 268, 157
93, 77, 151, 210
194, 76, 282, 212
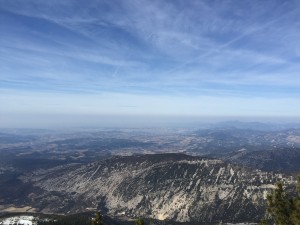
92, 212, 104, 225
135, 218, 144, 225
266, 182, 293, 225
258, 219, 268, 225
291, 176, 300, 225
260, 176, 300, 225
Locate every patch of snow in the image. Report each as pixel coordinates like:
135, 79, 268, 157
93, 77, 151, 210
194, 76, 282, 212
0, 216, 36, 225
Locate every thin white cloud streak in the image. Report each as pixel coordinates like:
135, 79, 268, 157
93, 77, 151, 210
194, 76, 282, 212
1, 0, 300, 99
2, 36, 298, 90
2, 0, 299, 62
166, 7, 300, 74
0, 0, 254, 60
0, 35, 142, 68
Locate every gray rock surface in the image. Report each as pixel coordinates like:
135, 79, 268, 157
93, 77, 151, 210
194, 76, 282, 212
25, 154, 294, 223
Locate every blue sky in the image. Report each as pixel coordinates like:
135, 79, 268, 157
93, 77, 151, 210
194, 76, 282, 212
1, 0, 300, 127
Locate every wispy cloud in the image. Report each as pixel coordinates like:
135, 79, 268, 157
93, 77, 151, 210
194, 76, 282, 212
1, 0, 300, 120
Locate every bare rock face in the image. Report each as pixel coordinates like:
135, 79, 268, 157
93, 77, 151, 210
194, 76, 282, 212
26, 154, 294, 224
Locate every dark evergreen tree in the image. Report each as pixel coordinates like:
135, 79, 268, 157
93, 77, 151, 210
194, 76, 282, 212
92, 212, 104, 225
258, 219, 268, 225
267, 182, 293, 225
260, 177, 300, 225
135, 218, 144, 225
291, 176, 300, 225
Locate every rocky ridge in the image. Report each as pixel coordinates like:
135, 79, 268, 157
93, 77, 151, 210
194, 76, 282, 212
25, 154, 294, 224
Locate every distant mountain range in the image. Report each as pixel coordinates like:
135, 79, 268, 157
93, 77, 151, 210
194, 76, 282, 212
203, 120, 300, 131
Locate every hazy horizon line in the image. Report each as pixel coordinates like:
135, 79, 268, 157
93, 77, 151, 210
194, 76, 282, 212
1, 114, 300, 129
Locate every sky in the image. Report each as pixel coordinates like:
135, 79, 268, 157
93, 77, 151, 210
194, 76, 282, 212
1, 0, 300, 127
